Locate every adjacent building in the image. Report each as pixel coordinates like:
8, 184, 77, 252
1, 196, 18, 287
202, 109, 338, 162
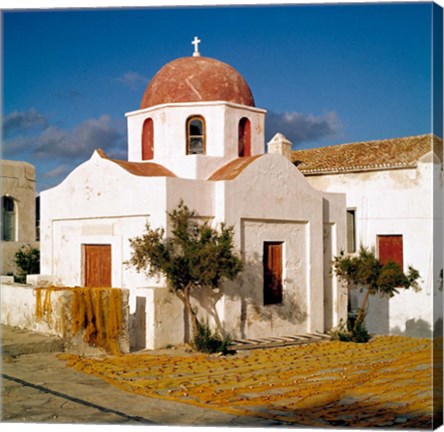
292, 134, 443, 337
1, 159, 38, 276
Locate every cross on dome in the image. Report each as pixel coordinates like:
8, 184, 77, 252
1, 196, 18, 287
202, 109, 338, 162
192, 36, 201, 57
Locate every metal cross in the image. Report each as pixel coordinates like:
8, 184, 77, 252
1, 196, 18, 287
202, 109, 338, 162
192, 36, 201, 57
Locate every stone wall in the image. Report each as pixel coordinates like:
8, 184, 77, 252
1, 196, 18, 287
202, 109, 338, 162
1, 160, 36, 242
1, 159, 38, 275
1, 241, 40, 277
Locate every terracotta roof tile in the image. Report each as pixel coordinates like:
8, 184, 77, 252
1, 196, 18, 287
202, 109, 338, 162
111, 160, 177, 177
208, 155, 263, 181
97, 150, 176, 177
291, 134, 442, 175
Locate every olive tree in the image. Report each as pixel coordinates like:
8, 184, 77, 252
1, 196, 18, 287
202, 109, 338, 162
332, 246, 420, 340
127, 201, 243, 345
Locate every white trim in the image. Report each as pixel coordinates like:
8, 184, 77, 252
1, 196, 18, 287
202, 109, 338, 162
125, 100, 267, 117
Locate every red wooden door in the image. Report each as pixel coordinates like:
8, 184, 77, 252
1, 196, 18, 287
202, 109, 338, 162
263, 242, 283, 305
84, 244, 112, 287
378, 235, 403, 268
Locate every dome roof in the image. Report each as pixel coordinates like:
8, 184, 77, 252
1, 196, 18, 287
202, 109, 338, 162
140, 56, 255, 109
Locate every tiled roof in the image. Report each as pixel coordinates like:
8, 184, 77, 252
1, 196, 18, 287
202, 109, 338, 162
96, 149, 177, 177
208, 155, 263, 181
291, 134, 443, 175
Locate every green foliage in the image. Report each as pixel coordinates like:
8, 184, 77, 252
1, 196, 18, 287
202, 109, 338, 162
330, 318, 371, 343
350, 318, 371, 343
193, 322, 232, 354
329, 319, 348, 341
333, 246, 421, 299
332, 246, 421, 342
377, 262, 421, 296
332, 247, 381, 294
14, 245, 40, 284
128, 200, 243, 293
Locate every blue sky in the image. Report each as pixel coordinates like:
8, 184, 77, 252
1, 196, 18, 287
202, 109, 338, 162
2, 2, 442, 192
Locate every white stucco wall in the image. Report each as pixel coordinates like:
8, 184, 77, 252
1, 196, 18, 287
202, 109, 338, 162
322, 196, 348, 330
39, 150, 347, 348
211, 154, 347, 339
305, 158, 443, 337
1, 283, 130, 353
40, 152, 168, 292
432, 154, 444, 337
134, 286, 184, 350
126, 101, 266, 179
39, 152, 221, 349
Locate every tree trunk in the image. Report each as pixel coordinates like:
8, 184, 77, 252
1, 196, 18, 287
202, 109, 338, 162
354, 289, 370, 331
180, 283, 201, 341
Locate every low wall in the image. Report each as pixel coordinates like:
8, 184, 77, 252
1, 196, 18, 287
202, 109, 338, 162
1, 283, 130, 354
134, 286, 184, 350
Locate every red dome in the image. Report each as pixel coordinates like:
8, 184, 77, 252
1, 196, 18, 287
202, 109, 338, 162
140, 56, 255, 109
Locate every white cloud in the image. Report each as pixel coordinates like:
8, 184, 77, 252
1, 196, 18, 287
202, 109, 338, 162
34, 115, 124, 160
43, 164, 71, 179
116, 71, 150, 89
2, 135, 31, 156
2, 109, 126, 164
266, 111, 342, 145
3, 108, 48, 137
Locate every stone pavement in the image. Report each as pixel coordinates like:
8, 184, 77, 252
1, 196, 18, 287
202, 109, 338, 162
0, 325, 286, 426
2, 325, 65, 357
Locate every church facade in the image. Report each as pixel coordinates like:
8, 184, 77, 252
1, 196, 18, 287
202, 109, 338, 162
39, 44, 348, 349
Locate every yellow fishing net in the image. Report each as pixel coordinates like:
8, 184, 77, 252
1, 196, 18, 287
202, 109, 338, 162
35, 286, 123, 355
59, 335, 439, 427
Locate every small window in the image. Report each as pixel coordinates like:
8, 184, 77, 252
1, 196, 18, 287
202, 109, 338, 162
186, 116, 205, 155
35, 196, 40, 241
2, 196, 16, 241
378, 235, 403, 268
238, 117, 251, 157
142, 117, 154, 160
263, 241, 283, 305
346, 209, 356, 253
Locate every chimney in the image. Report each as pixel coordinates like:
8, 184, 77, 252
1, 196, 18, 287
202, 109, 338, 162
267, 133, 293, 160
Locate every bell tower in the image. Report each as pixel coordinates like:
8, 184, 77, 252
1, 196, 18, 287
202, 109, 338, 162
125, 39, 266, 179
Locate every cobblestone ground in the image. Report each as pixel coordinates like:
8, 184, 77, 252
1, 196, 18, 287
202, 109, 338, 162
60, 335, 442, 428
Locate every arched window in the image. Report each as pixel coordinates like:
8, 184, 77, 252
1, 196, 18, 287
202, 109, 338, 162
238, 117, 251, 157
2, 196, 16, 241
141, 118, 154, 160
186, 116, 205, 155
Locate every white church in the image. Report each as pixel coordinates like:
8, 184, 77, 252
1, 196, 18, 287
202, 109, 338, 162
38, 39, 347, 349
36, 39, 442, 349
